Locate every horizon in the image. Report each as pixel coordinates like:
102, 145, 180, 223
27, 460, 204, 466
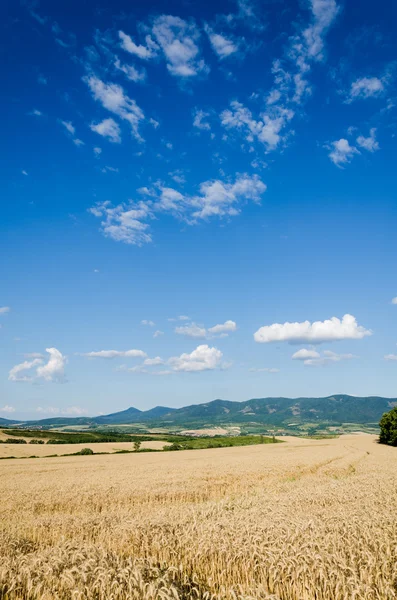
2, 392, 396, 422
1, 0, 397, 420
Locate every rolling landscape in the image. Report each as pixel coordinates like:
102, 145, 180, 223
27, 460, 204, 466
2, 0, 397, 597
2, 395, 395, 436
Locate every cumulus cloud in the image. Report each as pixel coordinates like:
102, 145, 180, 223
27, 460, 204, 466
193, 109, 211, 131
254, 314, 371, 344
84, 76, 145, 141
175, 323, 207, 338
82, 349, 147, 359
328, 138, 360, 167
384, 354, 397, 361
301, 0, 339, 62
143, 356, 164, 366
292, 348, 320, 360
208, 320, 237, 334
392, 297, 397, 305
119, 30, 158, 60
205, 26, 238, 59
9, 348, 66, 383
356, 128, 379, 152
151, 15, 207, 77
114, 58, 146, 82
153, 330, 164, 338
346, 76, 385, 102
88, 200, 152, 245
89, 174, 266, 244
90, 118, 121, 143
0, 306, 10, 314
0, 405, 16, 413
221, 101, 294, 152
168, 344, 223, 372
188, 173, 266, 220
300, 350, 357, 366
36, 348, 66, 382
8, 358, 43, 382
141, 320, 155, 326
175, 320, 237, 338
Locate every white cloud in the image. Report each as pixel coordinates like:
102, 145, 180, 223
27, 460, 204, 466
328, 138, 359, 167
8, 358, 44, 382
82, 349, 147, 359
90, 174, 266, 244
90, 118, 121, 143
302, 350, 357, 366
24, 352, 45, 359
169, 170, 185, 184
175, 319, 237, 338
0, 405, 16, 413
175, 323, 207, 338
21, 170, 28, 176
151, 15, 207, 77
168, 315, 190, 322
141, 320, 155, 326
302, 0, 339, 62
85, 76, 145, 141
168, 344, 223, 372
101, 166, 119, 174
249, 367, 279, 373
193, 109, 211, 131
292, 348, 320, 360
384, 354, 397, 361
205, 26, 238, 59
119, 30, 158, 60
143, 356, 164, 366
356, 128, 380, 152
36, 406, 88, 415
220, 101, 294, 152
0, 306, 10, 314
89, 200, 152, 246
36, 348, 66, 382
254, 314, 372, 344
73, 138, 85, 147
30, 109, 43, 116
188, 173, 266, 220
114, 58, 146, 82
208, 320, 237, 334
93, 147, 102, 156
153, 330, 164, 338
61, 120, 75, 135
392, 297, 397, 305
347, 77, 385, 102
9, 348, 66, 383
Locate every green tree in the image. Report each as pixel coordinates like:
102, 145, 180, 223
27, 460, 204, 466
133, 440, 141, 452
379, 406, 397, 447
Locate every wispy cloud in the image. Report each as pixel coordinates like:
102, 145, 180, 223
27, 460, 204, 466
84, 76, 145, 142
90, 118, 121, 143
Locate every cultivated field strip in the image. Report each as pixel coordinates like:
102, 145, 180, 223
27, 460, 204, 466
0, 435, 396, 599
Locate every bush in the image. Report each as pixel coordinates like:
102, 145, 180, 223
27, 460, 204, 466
0, 438, 27, 444
29, 439, 45, 444
76, 448, 94, 455
379, 407, 397, 447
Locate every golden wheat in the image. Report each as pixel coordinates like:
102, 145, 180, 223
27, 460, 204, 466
0, 434, 396, 599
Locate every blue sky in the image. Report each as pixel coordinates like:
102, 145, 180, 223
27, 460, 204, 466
1, 0, 397, 419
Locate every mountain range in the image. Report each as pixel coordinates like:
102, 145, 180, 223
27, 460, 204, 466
2, 395, 395, 429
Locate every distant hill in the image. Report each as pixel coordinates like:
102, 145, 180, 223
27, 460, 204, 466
3, 395, 395, 430
0, 416, 21, 426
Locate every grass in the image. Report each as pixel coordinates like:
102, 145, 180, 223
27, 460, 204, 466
0, 435, 396, 599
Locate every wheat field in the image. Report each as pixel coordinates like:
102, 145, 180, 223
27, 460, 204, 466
0, 434, 396, 600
